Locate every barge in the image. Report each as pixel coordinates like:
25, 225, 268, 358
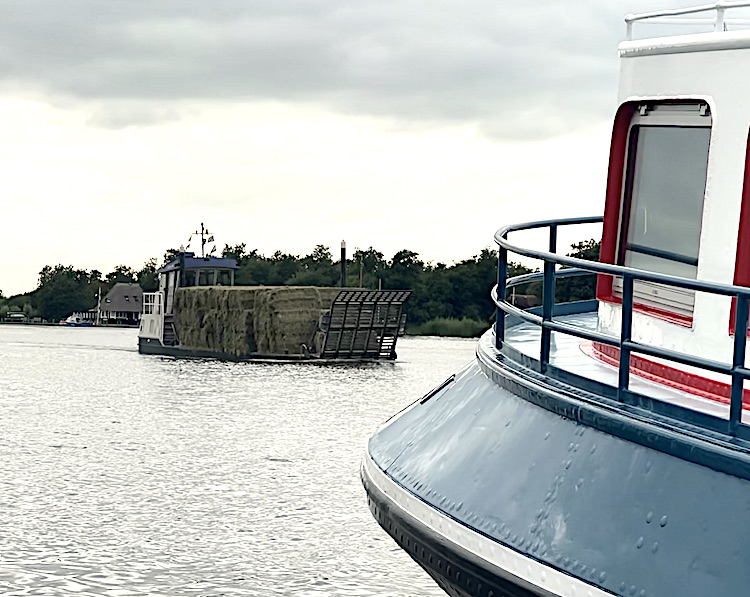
363, 4, 750, 596
139, 250, 410, 363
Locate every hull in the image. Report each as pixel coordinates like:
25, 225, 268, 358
137, 337, 390, 364
363, 330, 750, 597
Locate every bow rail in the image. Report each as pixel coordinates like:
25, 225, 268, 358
493, 216, 750, 436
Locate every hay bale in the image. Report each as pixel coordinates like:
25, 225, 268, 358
173, 286, 341, 356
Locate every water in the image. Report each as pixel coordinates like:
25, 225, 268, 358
0, 325, 477, 596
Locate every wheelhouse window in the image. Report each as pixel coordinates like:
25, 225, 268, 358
613, 102, 712, 320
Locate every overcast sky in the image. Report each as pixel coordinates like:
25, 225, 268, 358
2, 0, 691, 296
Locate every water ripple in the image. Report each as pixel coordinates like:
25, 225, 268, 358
0, 326, 476, 596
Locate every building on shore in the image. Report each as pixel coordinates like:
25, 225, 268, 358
98, 282, 143, 326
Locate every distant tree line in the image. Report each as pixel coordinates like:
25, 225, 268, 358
1, 241, 601, 332
0, 259, 161, 323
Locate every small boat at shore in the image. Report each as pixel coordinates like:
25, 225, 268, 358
363, 3, 750, 596
63, 312, 94, 327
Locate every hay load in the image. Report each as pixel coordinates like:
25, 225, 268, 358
173, 286, 341, 357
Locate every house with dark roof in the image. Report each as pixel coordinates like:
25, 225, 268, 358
98, 283, 143, 326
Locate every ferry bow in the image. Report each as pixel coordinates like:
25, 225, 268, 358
363, 3, 750, 596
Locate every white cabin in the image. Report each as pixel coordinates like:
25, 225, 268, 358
598, 5, 750, 367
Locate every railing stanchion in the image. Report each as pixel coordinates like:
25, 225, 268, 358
496, 243, 508, 349
729, 294, 748, 435
540, 225, 558, 372
618, 274, 634, 401
716, 5, 726, 32
548, 224, 558, 255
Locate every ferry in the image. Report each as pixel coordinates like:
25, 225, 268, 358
362, 4, 750, 596
139, 226, 410, 363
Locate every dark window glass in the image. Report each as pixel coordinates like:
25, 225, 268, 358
623, 125, 710, 278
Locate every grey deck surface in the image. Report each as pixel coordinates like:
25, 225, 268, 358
501, 312, 746, 422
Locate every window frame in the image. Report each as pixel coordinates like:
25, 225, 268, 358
730, 131, 750, 336
597, 100, 712, 327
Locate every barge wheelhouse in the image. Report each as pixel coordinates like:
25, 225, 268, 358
363, 4, 750, 596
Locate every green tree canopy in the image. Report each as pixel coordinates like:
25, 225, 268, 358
105, 265, 137, 286
36, 265, 98, 321
137, 258, 160, 292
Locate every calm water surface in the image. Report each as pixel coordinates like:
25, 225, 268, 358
0, 325, 477, 596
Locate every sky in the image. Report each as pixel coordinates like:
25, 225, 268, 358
1, 0, 692, 296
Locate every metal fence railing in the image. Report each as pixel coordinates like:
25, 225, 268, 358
625, 1, 750, 39
493, 216, 750, 437
142, 292, 163, 316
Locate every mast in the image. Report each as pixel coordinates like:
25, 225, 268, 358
187, 223, 215, 258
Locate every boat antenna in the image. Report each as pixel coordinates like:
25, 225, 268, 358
187, 223, 215, 258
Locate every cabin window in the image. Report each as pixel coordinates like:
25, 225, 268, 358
605, 102, 711, 323
198, 270, 213, 286
622, 119, 710, 277
217, 270, 233, 286
183, 271, 197, 287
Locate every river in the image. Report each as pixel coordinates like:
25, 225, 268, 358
0, 325, 477, 596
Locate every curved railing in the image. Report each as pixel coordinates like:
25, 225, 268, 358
493, 216, 750, 437
625, 1, 750, 40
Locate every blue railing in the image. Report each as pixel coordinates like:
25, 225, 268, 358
493, 216, 750, 436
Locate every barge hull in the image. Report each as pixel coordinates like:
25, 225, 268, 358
137, 337, 386, 364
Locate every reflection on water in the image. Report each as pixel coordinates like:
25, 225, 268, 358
0, 325, 477, 596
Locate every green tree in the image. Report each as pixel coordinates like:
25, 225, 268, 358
36, 265, 98, 321
383, 250, 424, 290
105, 265, 137, 287
267, 251, 301, 285
23, 303, 36, 318
288, 245, 337, 286
555, 239, 601, 303
222, 243, 255, 264
568, 239, 601, 261
350, 247, 386, 288
162, 248, 181, 267
137, 258, 159, 292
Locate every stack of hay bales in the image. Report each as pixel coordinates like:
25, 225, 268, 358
173, 286, 341, 357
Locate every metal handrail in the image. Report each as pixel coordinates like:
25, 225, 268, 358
625, 1, 750, 39
142, 292, 164, 316
493, 216, 750, 436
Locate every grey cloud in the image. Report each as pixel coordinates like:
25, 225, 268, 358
0, 0, 688, 139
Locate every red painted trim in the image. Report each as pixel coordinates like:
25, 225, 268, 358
596, 293, 693, 328
729, 130, 750, 336
585, 341, 750, 407
597, 103, 636, 301
596, 100, 710, 329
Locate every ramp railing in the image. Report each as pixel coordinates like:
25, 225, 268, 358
319, 290, 411, 360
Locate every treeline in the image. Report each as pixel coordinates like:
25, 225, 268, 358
1, 240, 600, 333
0, 260, 161, 323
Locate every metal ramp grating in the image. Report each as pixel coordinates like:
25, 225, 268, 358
319, 290, 411, 360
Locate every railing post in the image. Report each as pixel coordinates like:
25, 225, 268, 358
496, 243, 508, 349
716, 5, 726, 32
540, 225, 558, 372
729, 294, 748, 435
618, 274, 634, 401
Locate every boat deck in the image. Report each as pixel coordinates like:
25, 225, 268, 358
492, 311, 750, 423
